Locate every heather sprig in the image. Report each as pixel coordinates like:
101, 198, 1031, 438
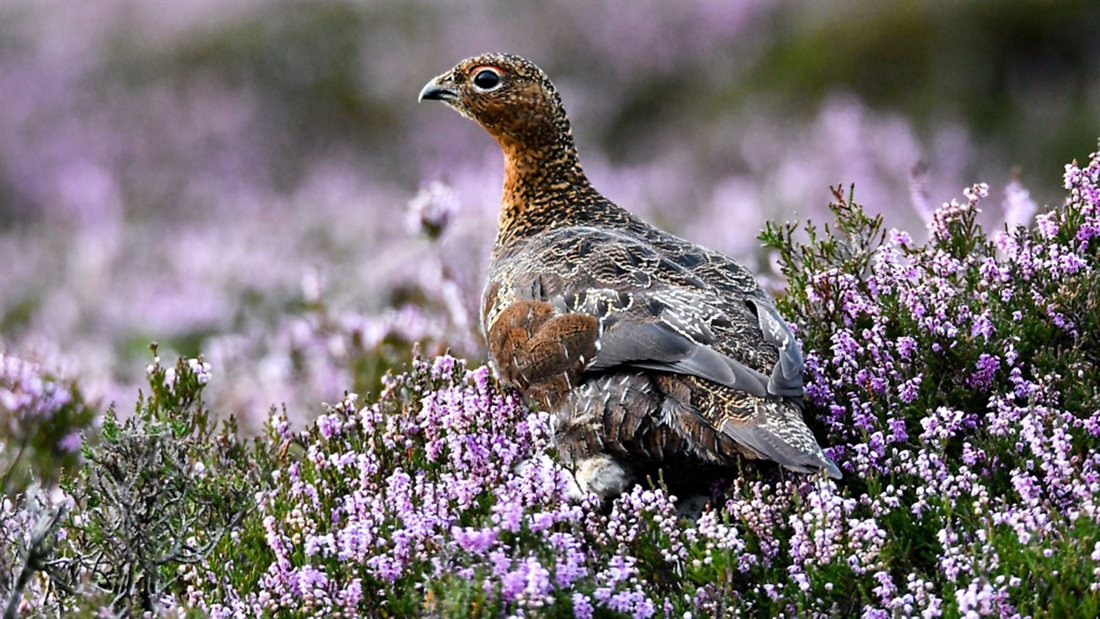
0, 350, 96, 495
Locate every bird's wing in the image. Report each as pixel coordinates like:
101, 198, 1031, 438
498, 226, 804, 398
551, 287, 774, 398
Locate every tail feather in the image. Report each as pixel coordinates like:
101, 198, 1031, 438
720, 403, 841, 479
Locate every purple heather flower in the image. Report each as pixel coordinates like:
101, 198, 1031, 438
898, 376, 922, 404
56, 431, 83, 454
895, 336, 918, 360
969, 311, 995, 341
315, 413, 341, 441
337, 578, 363, 610
290, 565, 329, 598
450, 525, 498, 554
967, 353, 1001, 390
964, 183, 990, 203
890, 228, 913, 246
407, 181, 459, 238
1034, 211, 1060, 239
887, 417, 909, 443
499, 556, 553, 606
366, 553, 402, 583
929, 194, 975, 241
572, 592, 595, 619
0, 352, 74, 427
606, 587, 656, 618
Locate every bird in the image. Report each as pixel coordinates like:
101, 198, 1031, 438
419, 53, 841, 499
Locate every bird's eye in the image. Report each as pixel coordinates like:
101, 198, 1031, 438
472, 69, 502, 92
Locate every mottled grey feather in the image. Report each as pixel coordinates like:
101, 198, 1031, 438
747, 298, 805, 397
721, 416, 842, 479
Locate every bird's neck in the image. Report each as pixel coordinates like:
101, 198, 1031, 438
494, 133, 600, 251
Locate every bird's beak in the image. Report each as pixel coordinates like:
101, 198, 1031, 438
419, 76, 458, 102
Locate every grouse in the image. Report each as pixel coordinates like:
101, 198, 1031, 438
420, 53, 841, 498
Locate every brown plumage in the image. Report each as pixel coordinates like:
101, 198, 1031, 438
420, 53, 841, 498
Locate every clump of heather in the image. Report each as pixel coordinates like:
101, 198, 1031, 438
0, 350, 96, 495
187, 354, 665, 617
180, 351, 762, 617
758, 143, 1100, 615
1, 347, 94, 616
6, 348, 273, 617
173, 145, 1098, 617
8, 146, 1098, 615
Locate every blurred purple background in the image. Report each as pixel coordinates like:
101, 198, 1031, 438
1, 0, 1097, 426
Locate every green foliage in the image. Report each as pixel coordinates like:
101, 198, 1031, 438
40, 346, 274, 616
761, 184, 886, 324
0, 355, 96, 496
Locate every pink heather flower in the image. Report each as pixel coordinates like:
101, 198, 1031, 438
499, 556, 553, 605
450, 526, 498, 554
897, 376, 922, 404
1, 352, 89, 461
963, 182, 990, 204
188, 357, 213, 384
338, 578, 363, 610
407, 181, 459, 238
955, 579, 996, 617
1035, 211, 1060, 239
895, 336, 918, 360
572, 592, 594, 619
969, 311, 995, 341
889, 228, 913, 246
873, 570, 897, 604
366, 553, 402, 582
929, 184, 986, 241
887, 417, 909, 443
1077, 216, 1100, 243
315, 413, 341, 441
967, 353, 1001, 389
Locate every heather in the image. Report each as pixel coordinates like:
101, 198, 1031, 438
2, 147, 1096, 616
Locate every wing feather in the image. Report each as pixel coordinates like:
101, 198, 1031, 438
720, 412, 842, 479
747, 298, 804, 397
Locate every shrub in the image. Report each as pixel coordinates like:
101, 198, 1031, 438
3, 348, 272, 617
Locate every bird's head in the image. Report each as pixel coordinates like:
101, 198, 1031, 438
419, 53, 571, 150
